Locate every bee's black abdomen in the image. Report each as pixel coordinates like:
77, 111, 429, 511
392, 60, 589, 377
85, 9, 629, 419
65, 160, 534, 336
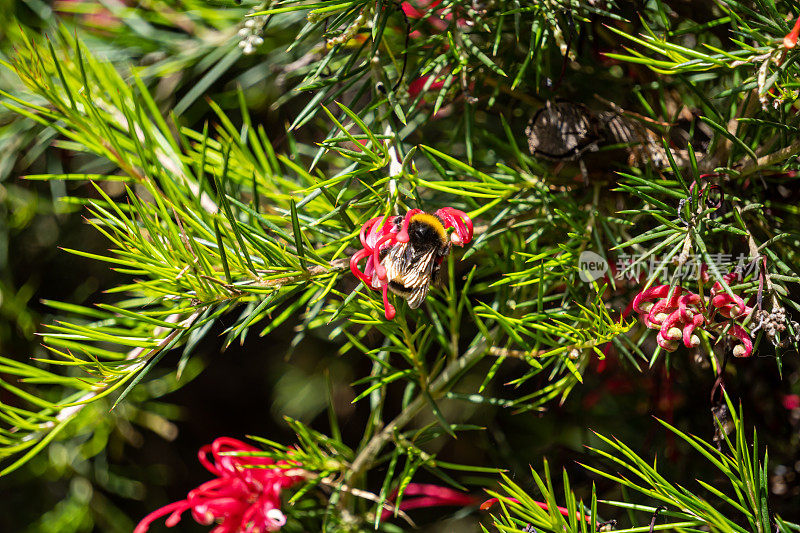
388, 280, 412, 295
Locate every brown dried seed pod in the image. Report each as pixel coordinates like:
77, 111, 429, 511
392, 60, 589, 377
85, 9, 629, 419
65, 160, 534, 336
525, 100, 602, 161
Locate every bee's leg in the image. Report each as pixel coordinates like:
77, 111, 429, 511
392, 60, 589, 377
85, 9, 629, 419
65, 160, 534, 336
579, 157, 589, 186
431, 261, 444, 287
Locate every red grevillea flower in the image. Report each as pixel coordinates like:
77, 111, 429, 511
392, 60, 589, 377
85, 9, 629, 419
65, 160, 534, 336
135, 437, 304, 533
784, 14, 800, 49
782, 394, 800, 410
381, 483, 476, 521
631, 271, 754, 357
408, 75, 447, 98
350, 208, 473, 319
55, 0, 125, 30
401, 0, 462, 31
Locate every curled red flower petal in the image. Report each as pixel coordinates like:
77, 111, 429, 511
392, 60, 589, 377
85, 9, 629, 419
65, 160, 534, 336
644, 286, 683, 324
359, 216, 384, 249
730, 324, 753, 357
710, 292, 748, 318
436, 207, 473, 245
677, 293, 701, 321
632, 284, 670, 314
659, 309, 685, 339
682, 313, 705, 348
641, 312, 660, 330
380, 483, 476, 521
350, 248, 373, 286
647, 290, 680, 327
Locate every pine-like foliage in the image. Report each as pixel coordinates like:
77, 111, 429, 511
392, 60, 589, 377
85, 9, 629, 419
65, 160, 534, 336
0, 0, 799, 531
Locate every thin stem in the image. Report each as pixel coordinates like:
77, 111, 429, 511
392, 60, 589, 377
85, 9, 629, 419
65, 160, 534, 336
251, 259, 350, 287
737, 139, 800, 177
345, 337, 489, 483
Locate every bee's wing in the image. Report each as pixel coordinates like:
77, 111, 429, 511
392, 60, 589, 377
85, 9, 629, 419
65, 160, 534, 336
404, 284, 430, 309
383, 243, 438, 309
382, 243, 408, 283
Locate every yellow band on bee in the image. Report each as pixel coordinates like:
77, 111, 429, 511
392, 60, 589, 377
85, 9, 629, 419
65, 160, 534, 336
410, 213, 447, 242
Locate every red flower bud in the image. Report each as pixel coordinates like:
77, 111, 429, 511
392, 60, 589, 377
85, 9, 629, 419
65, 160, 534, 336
682, 314, 705, 348
785, 14, 800, 49
632, 284, 670, 314
730, 325, 753, 357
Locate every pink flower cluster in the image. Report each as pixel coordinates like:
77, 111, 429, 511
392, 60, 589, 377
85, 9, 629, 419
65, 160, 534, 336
135, 437, 303, 533
350, 208, 473, 320
632, 272, 753, 357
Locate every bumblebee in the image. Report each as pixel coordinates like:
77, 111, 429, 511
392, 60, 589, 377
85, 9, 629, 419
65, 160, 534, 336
351, 207, 472, 319
379, 213, 452, 309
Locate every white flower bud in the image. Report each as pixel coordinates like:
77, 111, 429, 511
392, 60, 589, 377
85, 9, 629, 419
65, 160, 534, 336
266, 509, 286, 526
662, 339, 679, 352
